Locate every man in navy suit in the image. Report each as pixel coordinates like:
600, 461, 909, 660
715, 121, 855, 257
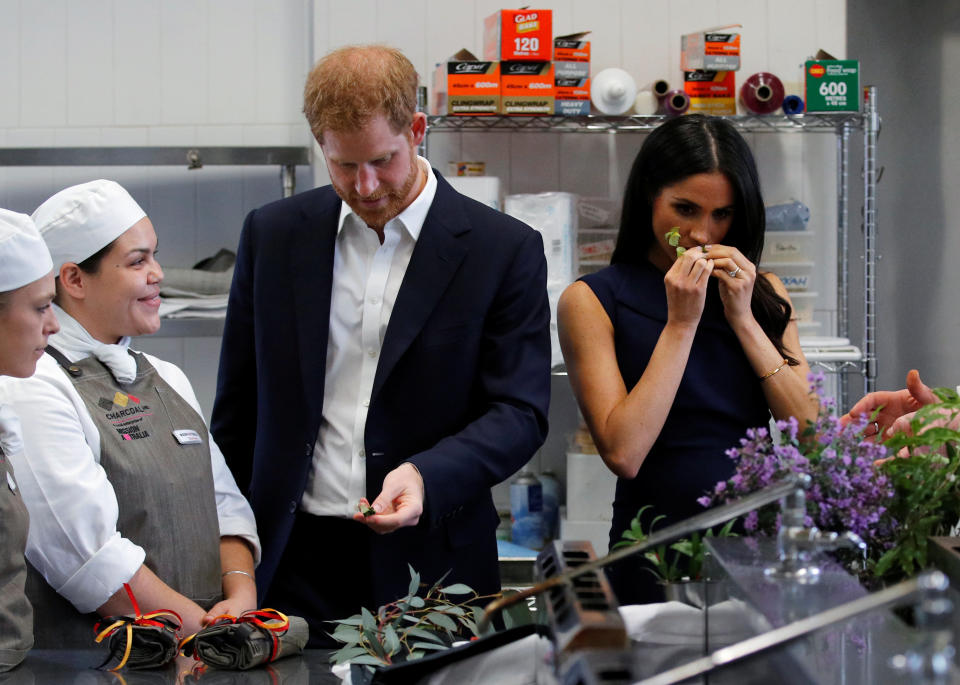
211, 45, 550, 645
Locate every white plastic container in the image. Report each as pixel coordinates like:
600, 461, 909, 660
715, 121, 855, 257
763, 261, 814, 291
761, 231, 814, 263
788, 291, 817, 322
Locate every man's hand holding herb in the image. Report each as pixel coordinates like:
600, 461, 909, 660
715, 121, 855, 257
842, 369, 937, 440
352, 462, 424, 534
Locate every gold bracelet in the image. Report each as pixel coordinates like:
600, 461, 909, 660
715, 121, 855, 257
759, 358, 789, 382
222, 570, 254, 581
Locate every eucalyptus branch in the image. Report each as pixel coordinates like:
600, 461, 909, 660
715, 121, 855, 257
328, 565, 508, 672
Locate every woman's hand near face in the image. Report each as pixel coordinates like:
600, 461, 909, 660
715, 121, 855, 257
702, 244, 757, 325
664, 246, 714, 328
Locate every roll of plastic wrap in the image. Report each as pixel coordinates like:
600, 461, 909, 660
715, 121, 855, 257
591, 68, 638, 115
782, 94, 805, 115
633, 90, 659, 115
645, 79, 670, 102
659, 89, 690, 116
739, 72, 785, 114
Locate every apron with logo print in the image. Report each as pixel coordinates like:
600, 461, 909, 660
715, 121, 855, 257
27, 348, 222, 647
0, 444, 32, 671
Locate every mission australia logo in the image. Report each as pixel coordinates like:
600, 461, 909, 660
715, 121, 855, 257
99, 391, 153, 441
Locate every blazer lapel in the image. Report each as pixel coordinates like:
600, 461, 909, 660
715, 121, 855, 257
371, 176, 470, 403
293, 193, 340, 429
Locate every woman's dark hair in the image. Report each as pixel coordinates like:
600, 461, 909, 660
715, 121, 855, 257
611, 114, 796, 364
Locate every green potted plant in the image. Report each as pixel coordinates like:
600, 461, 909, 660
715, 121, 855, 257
613, 504, 738, 608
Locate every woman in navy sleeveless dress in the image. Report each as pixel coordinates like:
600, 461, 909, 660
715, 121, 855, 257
558, 115, 817, 604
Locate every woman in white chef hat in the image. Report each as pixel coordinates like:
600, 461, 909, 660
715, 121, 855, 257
0, 209, 58, 671
0, 180, 260, 648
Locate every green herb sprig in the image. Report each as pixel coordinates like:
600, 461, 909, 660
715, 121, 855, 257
665, 227, 685, 257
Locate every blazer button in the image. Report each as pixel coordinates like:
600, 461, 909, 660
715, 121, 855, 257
288, 501, 297, 514
305, 443, 312, 456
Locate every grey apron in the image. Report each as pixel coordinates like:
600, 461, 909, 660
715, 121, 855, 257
27, 347, 222, 648
0, 445, 32, 671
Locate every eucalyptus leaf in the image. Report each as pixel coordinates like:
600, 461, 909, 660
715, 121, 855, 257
408, 651, 425, 660
331, 626, 362, 645
411, 641, 450, 651
361, 607, 377, 633
331, 645, 368, 664
428, 569, 453, 596
460, 617, 479, 636
441, 583, 474, 595
409, 596, 425, 608
408, 565, 421, 597
351, 654, 389, 666
427, 612, 458, 632
365, 629, 386, 658
403, 626, 446, 644
384, 624, 400, 655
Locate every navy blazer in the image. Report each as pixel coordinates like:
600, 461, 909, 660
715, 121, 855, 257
211, 172, 551, 605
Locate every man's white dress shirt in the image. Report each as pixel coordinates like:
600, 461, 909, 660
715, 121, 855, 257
301, 157, 437, 517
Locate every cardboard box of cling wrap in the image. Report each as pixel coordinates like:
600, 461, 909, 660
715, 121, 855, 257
432, 49, 500, 115
501, 61, 554, 115
684, 70, 736, 115
681, 24, 741, 71
554, 31, 590, 80
555, 76, 590, 116
805, 59, 859, 112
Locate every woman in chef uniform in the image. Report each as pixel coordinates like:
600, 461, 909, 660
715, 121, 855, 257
0, 209, 58, 671
0, 180, 260, 647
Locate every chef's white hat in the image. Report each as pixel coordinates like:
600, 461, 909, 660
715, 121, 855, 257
0, 208, 54, 292
32, 180, 146, 271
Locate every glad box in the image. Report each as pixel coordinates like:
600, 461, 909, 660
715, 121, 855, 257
500, 61, 554, 115
805, 60, 859, 112
681, 25, 741, 71
684, 70, 736, 115
432, 50, 500, 115
484, 9, 552, 61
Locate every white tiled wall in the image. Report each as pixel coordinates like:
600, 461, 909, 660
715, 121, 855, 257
0, 0, 313, 273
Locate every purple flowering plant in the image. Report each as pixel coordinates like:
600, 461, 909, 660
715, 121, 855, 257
700, 372, 960, 582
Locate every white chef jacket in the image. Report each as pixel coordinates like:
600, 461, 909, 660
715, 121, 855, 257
0, 313, 260, 614
300, 157, 437, 517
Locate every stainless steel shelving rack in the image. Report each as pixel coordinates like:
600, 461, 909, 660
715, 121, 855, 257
0, 145, 310, 197
0, 145, 312, 338
425, 89, 879, 404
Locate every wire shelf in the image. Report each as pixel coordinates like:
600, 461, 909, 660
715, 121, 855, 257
426, 112, 865, 134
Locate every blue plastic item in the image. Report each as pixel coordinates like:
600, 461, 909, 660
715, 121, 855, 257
510, 470, 544, 550
782, 95, 805, 115
765, 200, 810, 231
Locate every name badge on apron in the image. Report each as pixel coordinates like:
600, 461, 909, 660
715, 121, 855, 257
172, 429, 203, 446
7, 470, 17, 493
